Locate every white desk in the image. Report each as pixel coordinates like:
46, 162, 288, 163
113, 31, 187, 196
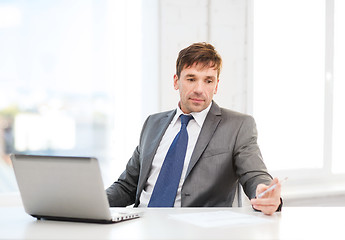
0, 205, 343, 240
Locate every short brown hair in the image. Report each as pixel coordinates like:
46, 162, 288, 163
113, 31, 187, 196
176, 42, 222, 78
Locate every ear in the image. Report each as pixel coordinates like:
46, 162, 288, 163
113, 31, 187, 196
173, 74, 179, 90
214, 79, 219, 94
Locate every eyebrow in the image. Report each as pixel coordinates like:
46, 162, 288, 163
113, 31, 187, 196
185, 74, 216, 80
186, 74, 196, 77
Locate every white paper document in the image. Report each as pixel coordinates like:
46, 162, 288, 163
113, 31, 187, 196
169, 211, 272, 228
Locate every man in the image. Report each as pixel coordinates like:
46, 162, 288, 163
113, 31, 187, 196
106, 42, 282, 215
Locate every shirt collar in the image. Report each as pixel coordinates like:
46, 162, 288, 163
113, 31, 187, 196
171, 102, 212, 128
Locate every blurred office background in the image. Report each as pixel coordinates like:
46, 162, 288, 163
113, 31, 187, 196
0, 0, 344, 206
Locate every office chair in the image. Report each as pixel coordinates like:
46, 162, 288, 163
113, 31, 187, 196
232, 182, 243, 207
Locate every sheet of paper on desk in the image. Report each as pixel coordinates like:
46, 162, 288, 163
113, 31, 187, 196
169, 211, 273, 228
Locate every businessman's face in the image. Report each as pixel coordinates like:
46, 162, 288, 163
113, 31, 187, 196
174, 63, 219, 114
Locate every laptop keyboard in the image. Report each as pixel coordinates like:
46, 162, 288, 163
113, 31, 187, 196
110, 209, 141, 222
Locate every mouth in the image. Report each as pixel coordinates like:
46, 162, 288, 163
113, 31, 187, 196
190, 98, 204, 103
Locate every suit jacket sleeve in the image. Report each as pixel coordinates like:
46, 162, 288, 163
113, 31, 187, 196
234, 114, 272, 199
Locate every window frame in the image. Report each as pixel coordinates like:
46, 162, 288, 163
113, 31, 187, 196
247, 0, 345, 187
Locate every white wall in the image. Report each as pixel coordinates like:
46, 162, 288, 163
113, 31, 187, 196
142, 0, 250, 118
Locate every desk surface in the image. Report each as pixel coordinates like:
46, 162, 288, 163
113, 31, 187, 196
0, 206, 343, 240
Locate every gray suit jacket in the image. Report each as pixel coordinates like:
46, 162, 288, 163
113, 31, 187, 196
106, 101, 272, 207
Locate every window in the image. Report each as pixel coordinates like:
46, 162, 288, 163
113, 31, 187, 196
253, 0, 345, 177
332, 0, 345, 173
0, 0, 143, 192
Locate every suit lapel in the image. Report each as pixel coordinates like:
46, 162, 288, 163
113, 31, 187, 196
137, 110, 176, 197
185, 102, 222, 178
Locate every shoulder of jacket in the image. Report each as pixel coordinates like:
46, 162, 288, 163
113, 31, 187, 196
219, 107, 253, 120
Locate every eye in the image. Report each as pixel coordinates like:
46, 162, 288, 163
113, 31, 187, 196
187, 78, 195, 82
206, 79, 213, 84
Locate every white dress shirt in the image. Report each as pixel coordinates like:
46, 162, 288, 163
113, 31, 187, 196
138, 103, 212, 207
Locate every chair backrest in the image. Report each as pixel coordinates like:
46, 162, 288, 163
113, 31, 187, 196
232, 182, 243, 207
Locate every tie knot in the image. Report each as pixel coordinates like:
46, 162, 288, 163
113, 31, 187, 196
180, 114, 193, 126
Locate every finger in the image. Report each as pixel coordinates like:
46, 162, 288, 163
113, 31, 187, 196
251, 197, 280, 206
256, 184, 268, 196
256, 206, 277, 215
256, 178, 281, 198
269, 178, 279, 187
251, 202, 277, 215
251, 202, 280, 216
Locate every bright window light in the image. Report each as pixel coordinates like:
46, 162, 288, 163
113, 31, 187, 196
253, 0, 325, 171
0, 0, 143, 192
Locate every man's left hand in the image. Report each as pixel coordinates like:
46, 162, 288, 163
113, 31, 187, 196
250, 178, 282, 215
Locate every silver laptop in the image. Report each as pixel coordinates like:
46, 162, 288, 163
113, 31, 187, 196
10, 154, 141, 224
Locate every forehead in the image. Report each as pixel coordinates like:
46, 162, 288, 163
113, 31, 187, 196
181, 62, 218, 76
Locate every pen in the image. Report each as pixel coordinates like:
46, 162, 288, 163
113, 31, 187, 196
257, 177, 288, 198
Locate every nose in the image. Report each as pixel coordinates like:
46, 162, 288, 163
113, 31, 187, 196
193, 81, 203, 94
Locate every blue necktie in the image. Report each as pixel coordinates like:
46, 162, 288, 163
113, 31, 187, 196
148, 114, 193, 207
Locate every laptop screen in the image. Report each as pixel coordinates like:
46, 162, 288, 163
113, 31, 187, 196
10, 155, 113, 221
